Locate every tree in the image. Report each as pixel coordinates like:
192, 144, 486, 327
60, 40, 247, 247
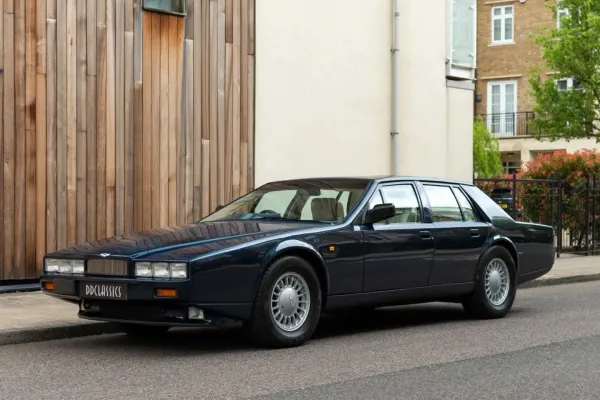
473, 116, 503, 178
528, 0, 600, 141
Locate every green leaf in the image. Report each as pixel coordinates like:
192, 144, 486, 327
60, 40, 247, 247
473, 117, 503, 178
528, 0, 600, 141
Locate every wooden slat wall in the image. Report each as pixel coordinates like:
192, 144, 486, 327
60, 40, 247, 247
0, 0, 256, 281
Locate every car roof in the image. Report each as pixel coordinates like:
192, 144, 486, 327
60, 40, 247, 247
266, 175, 475, 187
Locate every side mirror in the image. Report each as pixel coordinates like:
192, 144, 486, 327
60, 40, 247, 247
215, 205, 224, 212
364, 203, 396, 225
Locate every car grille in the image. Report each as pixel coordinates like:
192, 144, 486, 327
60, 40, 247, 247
86, 259, 129, 277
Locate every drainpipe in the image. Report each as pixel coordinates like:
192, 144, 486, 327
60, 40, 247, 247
391, 0, 401, 175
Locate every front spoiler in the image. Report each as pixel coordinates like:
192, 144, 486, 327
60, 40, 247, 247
78, 312, 234, 328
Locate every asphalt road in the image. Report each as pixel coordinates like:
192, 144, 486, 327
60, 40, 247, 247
2, 281, 600, 400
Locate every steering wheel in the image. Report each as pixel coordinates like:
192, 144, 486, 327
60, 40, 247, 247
259, 209, 278, 214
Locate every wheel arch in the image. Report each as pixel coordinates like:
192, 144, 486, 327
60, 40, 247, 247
473, 235, 519, 281
258, 240, 330, 306
490, 236, 519, 272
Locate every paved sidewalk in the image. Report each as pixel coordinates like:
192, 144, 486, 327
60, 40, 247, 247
0, 292, 120, 346
0, 254, 599, 346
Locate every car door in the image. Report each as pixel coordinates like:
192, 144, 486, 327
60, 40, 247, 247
418, 183, 490, 286
361, 182, 435, 292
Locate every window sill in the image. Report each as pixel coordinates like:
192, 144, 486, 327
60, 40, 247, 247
489, 41, 516, 47
484, 0, 516, 4
496, 135, 535, 140
446, 64, 475, 81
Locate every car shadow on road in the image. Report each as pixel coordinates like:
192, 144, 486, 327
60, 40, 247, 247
64, 303, 528, 355
314, 303, 469, 339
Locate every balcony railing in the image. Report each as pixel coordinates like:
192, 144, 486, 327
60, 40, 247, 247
479, 112, 537, 137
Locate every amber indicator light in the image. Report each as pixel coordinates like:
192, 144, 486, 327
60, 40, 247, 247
43, 282, 55, 291
156, 288, 177, 298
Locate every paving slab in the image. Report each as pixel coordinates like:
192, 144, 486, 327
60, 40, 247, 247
0, 254, 598, 346
0, 292, 119, 346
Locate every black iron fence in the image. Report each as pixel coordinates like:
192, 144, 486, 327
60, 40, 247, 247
478, 112, 538, 137
474, 174, 600, 257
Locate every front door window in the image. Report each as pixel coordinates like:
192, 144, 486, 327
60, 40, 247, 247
379, 185, 422, 224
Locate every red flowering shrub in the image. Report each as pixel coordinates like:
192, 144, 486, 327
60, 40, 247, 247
519, 149, 600, 251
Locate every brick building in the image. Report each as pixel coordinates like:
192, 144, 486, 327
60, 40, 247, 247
475, 0, 600, 173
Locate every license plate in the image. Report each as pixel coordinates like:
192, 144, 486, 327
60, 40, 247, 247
500, 203, 508, 209
80, 282, 127, 300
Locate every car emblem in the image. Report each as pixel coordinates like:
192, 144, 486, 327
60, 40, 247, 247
100, 253, 110, 258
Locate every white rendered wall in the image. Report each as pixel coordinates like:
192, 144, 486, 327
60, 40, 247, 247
254, 0, 474, 186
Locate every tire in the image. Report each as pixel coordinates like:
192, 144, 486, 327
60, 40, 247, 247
462, 246, 517, 319
118, 323, 171, 338
246, 255, 322, 348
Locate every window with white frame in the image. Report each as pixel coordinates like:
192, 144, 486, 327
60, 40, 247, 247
555, 78, 583, 128
557, 7, 569, 28
446, 0, 476, 80
487, 80, 517, 136
491, 5, 514, 44
556, 77, 581, 91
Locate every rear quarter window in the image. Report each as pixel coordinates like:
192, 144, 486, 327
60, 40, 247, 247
461, 185, 513, 220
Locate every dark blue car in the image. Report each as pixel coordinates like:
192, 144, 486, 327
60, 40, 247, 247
40, 176, 555, 348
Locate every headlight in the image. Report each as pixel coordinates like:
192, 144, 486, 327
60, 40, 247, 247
152, 262, 170, 278
72, 260, 85, 274
58, 259, 73, 274
45, 258, 59, 272
135, 262, 152, 277
45, 258, 85, 274
170, 263, 188, 279
135, 262, 188, 279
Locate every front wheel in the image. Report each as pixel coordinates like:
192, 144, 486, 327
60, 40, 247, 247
246, 256, 322, 348
462, 246, 517, 319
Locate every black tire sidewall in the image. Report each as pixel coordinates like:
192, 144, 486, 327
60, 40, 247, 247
253, 256, 322, 346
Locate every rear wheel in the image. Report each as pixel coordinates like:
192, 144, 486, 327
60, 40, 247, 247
246, 256, 322, 348
118, 323, 171, 338
462, 246, 517, 319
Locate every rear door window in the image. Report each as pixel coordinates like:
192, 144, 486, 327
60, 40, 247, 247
423, 185, 463, 222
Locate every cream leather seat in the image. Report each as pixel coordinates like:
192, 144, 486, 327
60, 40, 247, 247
311, 198, 344, 221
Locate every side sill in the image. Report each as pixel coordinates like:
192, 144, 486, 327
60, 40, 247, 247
324, 282, 475, 311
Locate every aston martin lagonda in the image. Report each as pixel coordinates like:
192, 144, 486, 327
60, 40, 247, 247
40, 176, 555, 348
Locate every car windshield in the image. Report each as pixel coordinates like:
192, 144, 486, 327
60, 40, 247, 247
201, 179, 370, 224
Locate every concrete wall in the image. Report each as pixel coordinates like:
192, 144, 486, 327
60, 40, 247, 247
254, 0, 474, 186
446, 85, 476, 180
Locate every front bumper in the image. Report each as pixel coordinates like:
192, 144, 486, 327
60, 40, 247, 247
41, 275, 193, 302
40, 275, 250, 326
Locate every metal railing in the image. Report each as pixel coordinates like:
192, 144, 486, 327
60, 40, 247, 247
479, 112, 537, 137
475, 174, 600, 257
